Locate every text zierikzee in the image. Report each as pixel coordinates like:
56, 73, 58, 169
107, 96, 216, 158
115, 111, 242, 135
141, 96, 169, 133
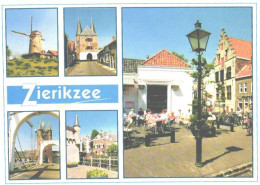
23, 84, 101, 105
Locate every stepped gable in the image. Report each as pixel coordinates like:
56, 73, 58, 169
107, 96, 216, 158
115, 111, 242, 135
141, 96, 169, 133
142, 49, 190, 67
228, 37, 252, 59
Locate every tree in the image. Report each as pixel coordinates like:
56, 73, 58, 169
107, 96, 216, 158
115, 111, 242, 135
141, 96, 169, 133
172, 51, 189, 63
6, 45, 12, 59
90, 129, 99, 148
106, 144, 118, 155
189, 57, 214, 133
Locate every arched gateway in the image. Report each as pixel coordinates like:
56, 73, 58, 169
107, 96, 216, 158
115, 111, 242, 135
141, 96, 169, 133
8, 111, 59, 172
39, 140, 59, 165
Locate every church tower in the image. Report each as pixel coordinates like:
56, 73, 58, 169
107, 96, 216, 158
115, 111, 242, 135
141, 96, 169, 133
76, 17, 98, 61
73, 114, 81, 144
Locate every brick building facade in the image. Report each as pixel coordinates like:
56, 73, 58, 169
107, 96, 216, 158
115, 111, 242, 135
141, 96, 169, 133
213, 29, 252, 113
235, 64, 252, 112
93, 130, 117, 155
97, 37, 117, 70
76, 18, 98, 60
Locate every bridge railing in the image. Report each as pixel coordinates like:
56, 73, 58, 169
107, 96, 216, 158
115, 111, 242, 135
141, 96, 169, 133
80, 155, 118, 172
14, 160, 37, 170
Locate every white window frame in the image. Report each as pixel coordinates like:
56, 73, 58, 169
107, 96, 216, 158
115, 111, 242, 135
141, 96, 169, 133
239, 83, 243, 93
244, 83, 247, 93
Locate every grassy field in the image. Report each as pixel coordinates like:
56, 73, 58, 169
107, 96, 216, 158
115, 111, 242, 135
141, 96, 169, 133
7, 58, 58, 77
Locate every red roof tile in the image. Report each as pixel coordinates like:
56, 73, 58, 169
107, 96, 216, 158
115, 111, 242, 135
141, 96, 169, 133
142, 49, 190, 67
236, 63, 252, 78
47, 50, 58, 56
228, 37, 252, 59
66, 126, 76, 132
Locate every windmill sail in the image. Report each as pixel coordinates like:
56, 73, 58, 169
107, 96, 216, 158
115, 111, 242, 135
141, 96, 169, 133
11, 30, 30, 37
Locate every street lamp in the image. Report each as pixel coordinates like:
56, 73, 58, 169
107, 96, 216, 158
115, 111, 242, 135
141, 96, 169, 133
186, 20, 211, 167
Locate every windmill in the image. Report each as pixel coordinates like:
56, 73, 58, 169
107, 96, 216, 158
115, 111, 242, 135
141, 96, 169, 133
12, 16, 45, 54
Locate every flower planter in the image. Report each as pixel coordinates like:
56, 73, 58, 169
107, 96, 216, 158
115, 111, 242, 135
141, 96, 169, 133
67, 162, 78, 168
86, 169, 108, 179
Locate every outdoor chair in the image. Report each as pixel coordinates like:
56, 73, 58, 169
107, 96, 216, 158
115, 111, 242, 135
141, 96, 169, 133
124, 119, 135, 142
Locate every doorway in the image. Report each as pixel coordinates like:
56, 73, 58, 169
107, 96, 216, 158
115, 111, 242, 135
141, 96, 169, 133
87, 53, 92, 61
147, 85, 167, 113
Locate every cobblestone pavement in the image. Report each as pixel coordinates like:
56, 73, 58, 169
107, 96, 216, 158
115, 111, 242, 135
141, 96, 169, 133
10, 163, 60, 180
124, 125, 253, 178
67, 165, 118, 179
65, 61, 116, 76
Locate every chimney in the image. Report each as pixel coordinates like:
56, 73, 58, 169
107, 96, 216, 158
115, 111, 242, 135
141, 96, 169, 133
112, 36, 116, 40
146, 55, 149, 59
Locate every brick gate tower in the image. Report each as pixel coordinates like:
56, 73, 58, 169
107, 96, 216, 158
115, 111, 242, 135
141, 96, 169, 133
36, 122, 53, 163
76, 18, 98, 61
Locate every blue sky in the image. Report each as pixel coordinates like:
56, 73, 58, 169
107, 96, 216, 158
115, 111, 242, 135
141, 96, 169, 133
8, 112, 60, 151
64, 8, 116, 48
123, 7, 252, 63
6, 8, 58, 57
66, 110, 118, 136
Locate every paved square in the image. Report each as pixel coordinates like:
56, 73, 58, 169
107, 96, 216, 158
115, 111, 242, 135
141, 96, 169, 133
124, 125, 252, 177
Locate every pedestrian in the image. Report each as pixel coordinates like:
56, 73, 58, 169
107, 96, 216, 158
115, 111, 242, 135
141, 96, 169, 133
246, 104, 253, 136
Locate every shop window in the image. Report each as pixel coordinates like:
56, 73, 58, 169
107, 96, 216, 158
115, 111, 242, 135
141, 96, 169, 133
244, 99, 248, 109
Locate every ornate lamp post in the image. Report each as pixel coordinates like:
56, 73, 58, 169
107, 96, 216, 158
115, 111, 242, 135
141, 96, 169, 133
186, 20, 211, 167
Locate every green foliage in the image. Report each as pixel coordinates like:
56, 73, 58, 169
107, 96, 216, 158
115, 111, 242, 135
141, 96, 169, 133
106, 144, 118, 155
86, 169, 108, 178
90, 129, 99, 148
190, 57, 214, 81
172, 51, 189, 63
23, 63, 31, 69
217, 83, 226, 103
67, 162, 78, 168
190, 56, 214, 135
7, 69, 14, 75
7, 62, 14, 66
6, 45, 12, 59
39, 70, 45, 75
15, 60, 23, 66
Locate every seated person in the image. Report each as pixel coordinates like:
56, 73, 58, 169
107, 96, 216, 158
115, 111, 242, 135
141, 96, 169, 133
158, 109, 168, 124
146, 109, 157, 127
137, 108, 145, 120
168, 111, 176, 125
